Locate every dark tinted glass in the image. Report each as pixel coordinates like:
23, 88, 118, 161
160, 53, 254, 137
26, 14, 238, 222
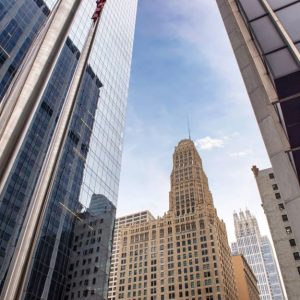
277, 3, 300, 42
250, 16, 284, 54
268, 0, 297, 10
238, 0, 266, 20
266, 48, 298, 78
280, 96, 300, 148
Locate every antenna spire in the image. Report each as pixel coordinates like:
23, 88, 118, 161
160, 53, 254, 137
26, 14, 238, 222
187, 117, 191, 140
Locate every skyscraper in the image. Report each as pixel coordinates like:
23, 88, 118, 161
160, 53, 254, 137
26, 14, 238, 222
0, 0, 138, 298
110, 139, 238, 300
216, 2, 300, 297
252, 166, 300, 298
232, 210, 284, 300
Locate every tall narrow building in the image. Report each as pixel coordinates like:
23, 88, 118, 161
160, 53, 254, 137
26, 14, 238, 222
110, 139, 238, 300
216, 2, 300, 299
231, 210, 284, 300
0, 0, 138, 298
252, 166, 300, 298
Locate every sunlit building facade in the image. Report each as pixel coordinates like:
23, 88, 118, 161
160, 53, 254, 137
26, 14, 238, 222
108, 211, 155, 299
232, 254, 260, 300
111, 140, 238, 300
0, 0, 138, 298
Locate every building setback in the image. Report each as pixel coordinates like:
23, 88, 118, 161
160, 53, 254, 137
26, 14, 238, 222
232, 210, 284, 300
216, 1, 300, 298
65, 194, 116, 300
253, 166, 300, 297
110, 139, 238, 300
0, 0, 138, 298
232, 254, 260, 300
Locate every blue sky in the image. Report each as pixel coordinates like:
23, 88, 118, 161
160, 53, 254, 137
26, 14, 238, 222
117, 0, 272, 243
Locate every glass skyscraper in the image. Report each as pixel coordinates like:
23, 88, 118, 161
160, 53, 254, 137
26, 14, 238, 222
0, 0, 138, 298
232, 210, 284, 300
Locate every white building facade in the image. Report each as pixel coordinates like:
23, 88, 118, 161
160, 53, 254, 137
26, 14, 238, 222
232, 210, 284, 300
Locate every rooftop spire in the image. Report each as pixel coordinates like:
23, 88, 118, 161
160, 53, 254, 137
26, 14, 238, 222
187, 117, 191, 140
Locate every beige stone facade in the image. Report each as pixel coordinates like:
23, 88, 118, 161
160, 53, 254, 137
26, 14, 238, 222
108, 139, 237, 300
232, 255, 260, 300
108, 211, 155, 299
253, 166, 300, 298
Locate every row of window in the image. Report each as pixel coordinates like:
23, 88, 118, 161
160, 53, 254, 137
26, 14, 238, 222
269, 173, 300, 272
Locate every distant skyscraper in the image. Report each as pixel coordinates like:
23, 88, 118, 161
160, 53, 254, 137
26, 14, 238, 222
232, 210, 284, 300
65, 194, 116, 300
216, 3, 300, 298
0, 0, 138, 298
110, 139, 238, 300
252, 166, 300, 298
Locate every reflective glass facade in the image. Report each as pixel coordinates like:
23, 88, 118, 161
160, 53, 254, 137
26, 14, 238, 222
0, 0, 50, 99
261, 236, 285, 300
0, 0, 138, 298
65, 195, 116, 300
236, 0, 300, 181
232, 210, 284, 300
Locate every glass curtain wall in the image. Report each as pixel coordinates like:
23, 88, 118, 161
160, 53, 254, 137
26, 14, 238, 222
0, 0, 138, 298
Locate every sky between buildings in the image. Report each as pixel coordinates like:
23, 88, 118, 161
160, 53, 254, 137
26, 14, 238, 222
117, 0, 272, 244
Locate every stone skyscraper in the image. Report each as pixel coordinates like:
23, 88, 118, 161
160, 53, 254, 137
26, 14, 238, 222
216, 2, 300, 299
232, 210, 284, 300
110, 139, 238, 300
0, 0, 138, 298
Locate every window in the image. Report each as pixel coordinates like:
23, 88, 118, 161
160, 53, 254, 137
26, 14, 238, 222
278, 203, 285, 210
290, 239, 296, 247
293, 252, 300, 260
277, 3, 300, 42
269, 173, 274, 179
297, 266, 300, 275
282, 215, 288, 222
285, 226, 292, 234
275, 193, 281, 199
272, 184, 279, 190
237, 0, 265, 20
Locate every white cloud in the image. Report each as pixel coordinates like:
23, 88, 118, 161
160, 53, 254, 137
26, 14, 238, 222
230, 150, 252, 157
195, 136, 225, 150
195, 132, 240, 150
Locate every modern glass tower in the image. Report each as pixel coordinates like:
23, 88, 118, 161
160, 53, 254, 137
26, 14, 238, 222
0, 0, 138, 299
216, 2, 300, 299
232, 210, 284, 300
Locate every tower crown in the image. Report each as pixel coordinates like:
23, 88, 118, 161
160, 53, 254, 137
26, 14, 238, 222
169, 139, 214, 216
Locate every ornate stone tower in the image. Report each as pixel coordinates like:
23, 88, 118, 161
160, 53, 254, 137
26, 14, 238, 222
110, 139, 238, 300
